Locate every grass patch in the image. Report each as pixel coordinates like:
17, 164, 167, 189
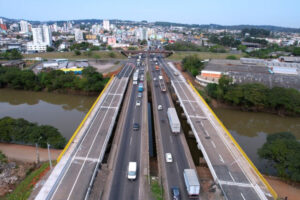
151, 177, 163, 200
23, 51, 126, 60
226, 55, 238, 60
4, 162, 50, 200
168, 51, 244, 60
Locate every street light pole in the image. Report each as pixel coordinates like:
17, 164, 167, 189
35, 143, 39, 164
47, 143, 52, 169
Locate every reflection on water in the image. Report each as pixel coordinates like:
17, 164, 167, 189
214, 107, 300, 174
0, 89, 96, 140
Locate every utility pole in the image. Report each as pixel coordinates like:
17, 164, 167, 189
35, 137, 42, 164
47, 143, 52, 169
35, 143, 40, 164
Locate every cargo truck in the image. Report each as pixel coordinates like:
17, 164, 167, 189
155, 65, 160, 70
167, 108, 180, 134
183, 169, 200, 197
133, 72, 138, 85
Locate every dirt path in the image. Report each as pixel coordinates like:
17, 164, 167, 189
264, 176, 300, 200
0, 143, 62, 163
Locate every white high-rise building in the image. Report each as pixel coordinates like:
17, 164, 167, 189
91, 24, 101, 35
20, 20, 29, 33
0, 18, 4, 24
74, 28, 84, 42
103, 20, 110, 31
27, 25, 52, 52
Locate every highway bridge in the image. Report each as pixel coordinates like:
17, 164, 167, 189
35, 53, 276, 200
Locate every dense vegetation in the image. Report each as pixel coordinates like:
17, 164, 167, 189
241, 28, 271, 37
206, 76, 300, 115
165, 41, 206, 51
258, 132, 300, 182
243, 37, 268, 46
0, 66, 108, 93
209, 35, 241, 47
0, 49, 23, 60
0, 117, 66, 149
181, 55, 204, 76
165, 41, 228, 53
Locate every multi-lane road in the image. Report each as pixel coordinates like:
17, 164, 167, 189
159, 56, 272, 200
106, 56, 148, 200
36, 52, 275, 200
149, 56, 197, 200
40, 64, 132, 200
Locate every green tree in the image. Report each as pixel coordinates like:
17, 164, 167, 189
293, 47, 300, 56
74, 50, 81, 56
46, 46, 55, 52
140, 39, 148, 46
258, 132, 300, 181
108, 52, 116, 58
181, 55, 204, 76
107, 45, 113, 50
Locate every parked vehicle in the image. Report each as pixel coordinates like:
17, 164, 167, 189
167, 108, 180, 134
165, 153, 173, 162
128, 162, 137, 180
183, 169, 200, 197
171, 187, 180, 200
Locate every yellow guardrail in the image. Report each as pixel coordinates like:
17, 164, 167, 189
57, 75, 115, 163
188, 80, 278, 200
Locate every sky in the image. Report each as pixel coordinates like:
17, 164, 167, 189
0, 0, 299, 28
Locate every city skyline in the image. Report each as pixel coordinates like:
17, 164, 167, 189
0, 0, 300, 28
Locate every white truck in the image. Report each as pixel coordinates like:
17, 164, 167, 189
183, 169, 200, 197
133, 71, 139, 85
167, 108, 180, 134
128, 162, 137, 180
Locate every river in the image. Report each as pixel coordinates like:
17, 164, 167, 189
1, 89, 299, 174
0, 89, 96, 140
214, 107, 300, 174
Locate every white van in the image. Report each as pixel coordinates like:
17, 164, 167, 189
128, 162, 137, 180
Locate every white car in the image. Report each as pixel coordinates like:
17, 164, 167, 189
136, 100, 141, 106
165, 153, 173, 163
157, 105, 163, 110
153, 77, 157, 81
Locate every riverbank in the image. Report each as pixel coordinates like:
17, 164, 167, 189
0, 143, 61, 163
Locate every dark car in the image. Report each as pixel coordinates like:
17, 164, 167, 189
133, 123, 140, 131
171, 187, 180, 200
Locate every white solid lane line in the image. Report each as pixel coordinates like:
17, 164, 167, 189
219, 154, 224, 163
229, 171, 236, 182
241, 192, 246, 200
211, 141, 216, 148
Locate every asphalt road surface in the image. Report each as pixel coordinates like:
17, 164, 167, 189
159, 57, 269, 200
150, 56, 196, 200
48, 63, 133, 200
107, 57, 146, 200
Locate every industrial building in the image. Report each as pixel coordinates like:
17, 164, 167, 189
197, 58, 300, 90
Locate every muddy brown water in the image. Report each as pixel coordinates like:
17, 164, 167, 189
213, 107, 300, 174
1, 88, 300, 174
0, 89, 96, 140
